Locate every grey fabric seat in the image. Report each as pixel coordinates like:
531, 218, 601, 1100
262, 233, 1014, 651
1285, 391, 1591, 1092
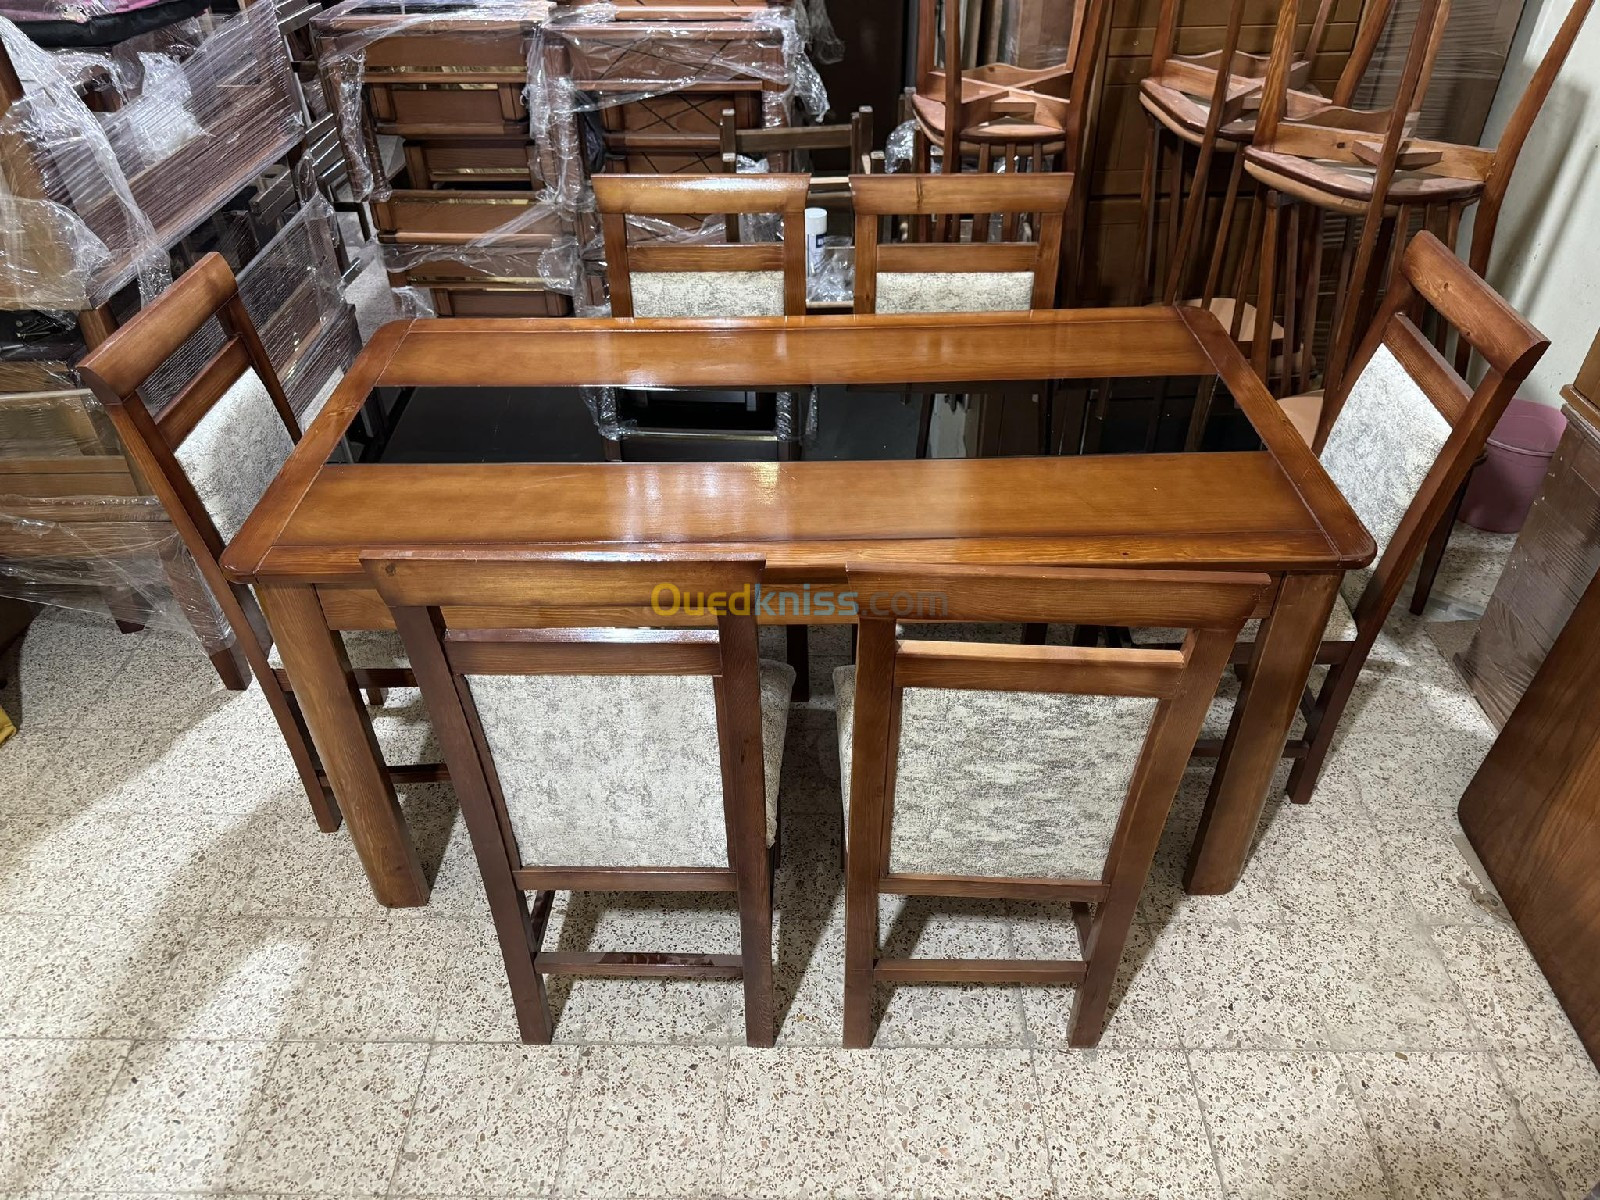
468, 660, 795, 868
833, 665, 1156, 879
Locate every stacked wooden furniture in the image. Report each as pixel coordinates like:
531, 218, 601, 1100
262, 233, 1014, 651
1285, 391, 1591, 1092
545, 0, 797, 184
1242, 0, 1593, 408
0, 0, 306, 359
313, 0, 577, 317
0, 200, 360, 671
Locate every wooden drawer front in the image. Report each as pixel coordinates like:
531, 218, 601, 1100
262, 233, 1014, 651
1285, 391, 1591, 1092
368, 82, 526, 133
372, 191, 570, 240
431, 288, 571, 318
403, 140, 545, 187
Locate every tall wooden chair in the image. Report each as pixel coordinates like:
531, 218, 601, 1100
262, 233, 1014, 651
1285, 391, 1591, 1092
1139, 0, 1380, 307
594, 173, 811, 318
835, 562, 1265, 1048
851, 172, 1073, 458
908, 0, 1111, 180
717, 105, 875, 213
1243, 0, 1590, 402
77, 253, 437, 835
1214, 232, 1547, 805
363, 549, 794, 1046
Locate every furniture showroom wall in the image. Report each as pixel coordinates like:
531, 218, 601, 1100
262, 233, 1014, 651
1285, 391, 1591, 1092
1473, 0, 1600, 405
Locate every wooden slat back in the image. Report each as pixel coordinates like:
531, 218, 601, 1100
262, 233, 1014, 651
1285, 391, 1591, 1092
594, 174, 810, 317
849, 173, 1075, 315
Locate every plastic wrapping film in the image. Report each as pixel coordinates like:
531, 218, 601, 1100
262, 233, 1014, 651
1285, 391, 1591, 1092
0, 190, 360, 648
0, 387, 231, 647
1456, 404, 1600, 728
0, 0, 302, 312
313, 0, 555, 204
530, 2, 830, 212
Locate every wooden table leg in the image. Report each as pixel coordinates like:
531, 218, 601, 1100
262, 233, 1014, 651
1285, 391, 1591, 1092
257, 580, 430, 908
1185, 572, 1339, 894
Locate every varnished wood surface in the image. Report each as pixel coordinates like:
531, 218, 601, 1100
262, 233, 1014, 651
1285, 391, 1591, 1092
222, 309, 1372, 587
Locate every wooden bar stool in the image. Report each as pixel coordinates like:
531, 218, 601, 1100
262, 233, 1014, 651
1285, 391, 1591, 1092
365, 549, 793, 1046
835, 562, 1265, 1048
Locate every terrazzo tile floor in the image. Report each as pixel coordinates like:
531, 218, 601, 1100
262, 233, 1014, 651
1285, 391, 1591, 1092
1, 524, 1597, 1199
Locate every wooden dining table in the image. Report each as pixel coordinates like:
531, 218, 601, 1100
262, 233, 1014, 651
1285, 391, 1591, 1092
221, 306, 1373, 908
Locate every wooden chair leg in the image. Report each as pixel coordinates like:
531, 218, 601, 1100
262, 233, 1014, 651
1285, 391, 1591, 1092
1410, 467, 1473, 615
916, 393, 934, 459
1286, 657, 1360, 805
1252, 193, 1283, 383
504, 890, 557, 1043
275, 681, 344, 833
1021, 623, 1048, 645
208, 641, 253, 692
1137, 125, 1162, 302
364, 686, 387, 706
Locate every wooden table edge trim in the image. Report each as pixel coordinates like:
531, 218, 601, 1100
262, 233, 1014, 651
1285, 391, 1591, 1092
221, 319, 413, 581
1179, 305, 1376, 570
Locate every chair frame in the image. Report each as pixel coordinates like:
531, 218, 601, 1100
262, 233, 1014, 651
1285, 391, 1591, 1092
716, 104, 876, 215
363, 549, 776, 1046
77, 253, 441, 835
593, 173, 812, 318
1204, 232, 1548, 806
849, 172, 1074, 314
841, 562, 1265, 1048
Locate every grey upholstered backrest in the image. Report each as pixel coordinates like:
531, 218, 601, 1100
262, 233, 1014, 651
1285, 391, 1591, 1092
835, 666, 1158, 878
874, 270, 1037, 315
466, 663, 793, 869
1318, 342, 1452, 609
171, 367, 296, 545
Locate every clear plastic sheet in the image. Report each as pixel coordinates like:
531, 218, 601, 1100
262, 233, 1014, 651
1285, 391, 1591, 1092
0, 388, 231, 647
0, 0, 302, 311
530, 2, 829, 210
312, 0, 553, 203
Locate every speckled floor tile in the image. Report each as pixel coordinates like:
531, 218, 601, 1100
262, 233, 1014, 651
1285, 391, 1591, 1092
1430, 926, 1588, 1054
1343, 1051, 1556, 1199
1293, 920, 1476, 1051
1191, 1051, 1388, 1200
1012, 914, 1178, 1050
0, 914, 59, 1019
1495, 1049, 1600, 1200
60, 1039, 279, 1192
1325, 678, 1495, 809
0, 728, 159, 814
0, 918, 190, 1039
1251, 807, 1405, 926
556, 1046, 729, 1197
723, 1048, 888, 1198
391, 1043, 577, 1195
82, 630, 231, 733
3, 614, 139, 731
878, 1049, 1052, 1200
138, 918, 327, 1040
773, 907, 848, 1047
1034, 1049, 1223, 1199
1143, 918, 1329, 1050
225, 1040, 428, 1194
0, 1039, 129, 1190
872, 914, 1024, 1049
1370, 810, 1511, 928
224, 813, 394, 919
284, 918, 462, 1041
433, 919, 524, 1044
